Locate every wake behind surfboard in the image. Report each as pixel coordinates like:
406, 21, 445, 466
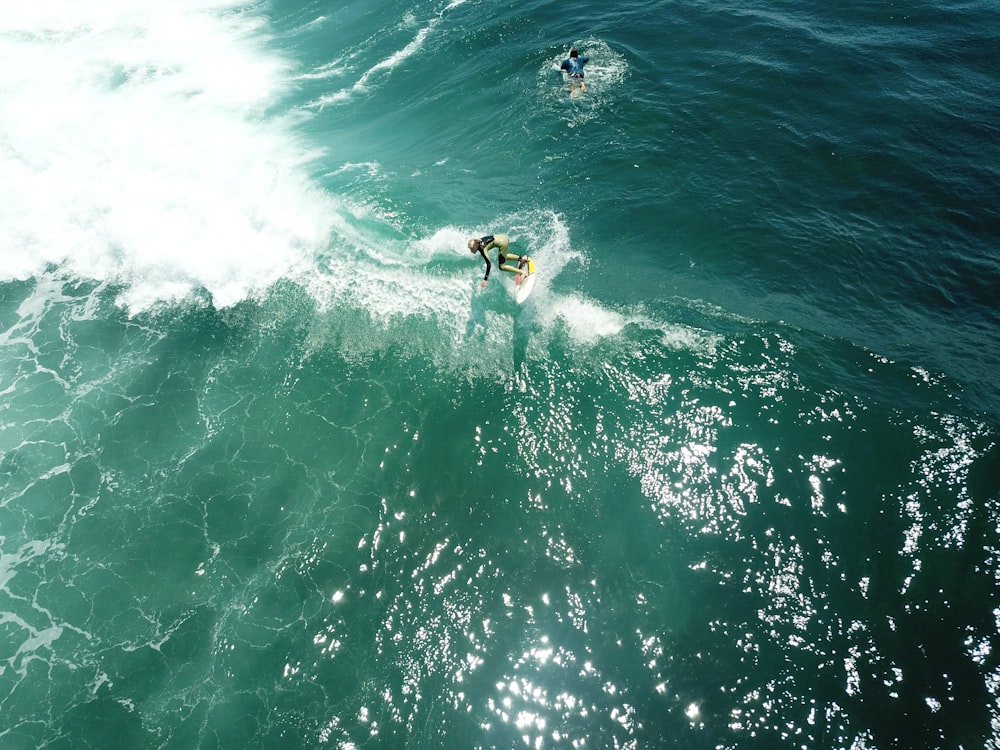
514, 256, 537, 304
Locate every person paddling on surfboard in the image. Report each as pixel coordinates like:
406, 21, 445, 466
560, 48, 589, 94
468, 234, 531, 289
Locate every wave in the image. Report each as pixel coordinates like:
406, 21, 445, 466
0, 1, 335, 311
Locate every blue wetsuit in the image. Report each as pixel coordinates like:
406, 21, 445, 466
561, 54, 589, 78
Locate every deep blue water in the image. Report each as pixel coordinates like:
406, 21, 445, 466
1, 0, 999, 748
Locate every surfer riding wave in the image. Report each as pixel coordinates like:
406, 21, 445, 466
468, 233, 530, 288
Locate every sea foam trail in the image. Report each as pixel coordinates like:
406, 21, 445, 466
302, 207, 715, 363
0, 1, 336, 312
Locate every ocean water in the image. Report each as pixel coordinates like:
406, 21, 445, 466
1, 0, 999, 747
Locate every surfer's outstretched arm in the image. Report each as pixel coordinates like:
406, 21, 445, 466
479, 248, 491, 286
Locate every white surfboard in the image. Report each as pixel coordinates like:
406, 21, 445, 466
514, 258, 537, 304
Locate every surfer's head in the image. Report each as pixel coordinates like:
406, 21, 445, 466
467, 238, 482, 252
569, 48, 579, 58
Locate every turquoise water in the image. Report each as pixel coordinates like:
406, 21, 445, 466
1, 0, 998, 747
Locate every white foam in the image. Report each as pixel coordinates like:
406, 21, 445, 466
294, 61, 348, 81
311, 24, 434, 108
14, 625, 64, 659
543, 294, 627, 344
0, 1, 337, 312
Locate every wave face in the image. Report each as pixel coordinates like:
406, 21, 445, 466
1, 0, 999, 748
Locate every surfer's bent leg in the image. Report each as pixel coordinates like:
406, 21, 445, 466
499, 254, 524, 275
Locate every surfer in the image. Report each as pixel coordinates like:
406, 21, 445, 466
560, 48, 589, 94
468, 234, 528, 288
